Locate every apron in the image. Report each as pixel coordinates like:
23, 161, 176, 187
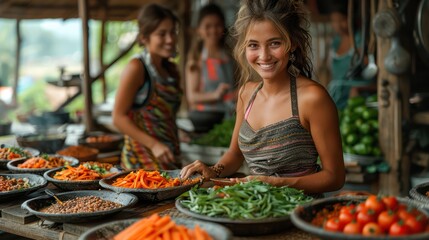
121, 50, 182, 170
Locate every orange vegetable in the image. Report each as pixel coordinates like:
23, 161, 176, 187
113, 214, 212, 240
111, 170, 199, 189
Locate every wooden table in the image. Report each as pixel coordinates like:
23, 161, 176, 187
0, 184, 318, 240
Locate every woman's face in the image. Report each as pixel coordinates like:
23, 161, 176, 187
143, 18, 177, 58
197, 14, 224, 47
330, 12, 348, 36
245, 20, 289, 81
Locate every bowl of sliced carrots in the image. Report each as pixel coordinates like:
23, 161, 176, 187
43, 162, 120, 191
0, 145, 40, 169
99, 169, 202, 202
78, 213, 232, 240
7, 154, 79, 175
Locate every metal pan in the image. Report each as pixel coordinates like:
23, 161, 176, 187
7, 155, 79, 175
21, 190, 137, 223
99, 170, 201, 202
0, 173, 47, 202
78, 217, 232, 240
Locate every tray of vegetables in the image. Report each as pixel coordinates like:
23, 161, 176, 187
79, 213, 232, 240
176, 180, 313, 236
0, 145, 39, 168
291, 195, 429, 239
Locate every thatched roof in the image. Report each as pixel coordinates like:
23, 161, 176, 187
0, 0, 178, 21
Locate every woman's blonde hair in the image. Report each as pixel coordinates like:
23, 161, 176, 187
231, 0, 313, 88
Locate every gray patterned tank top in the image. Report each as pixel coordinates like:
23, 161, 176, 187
238, 76, 319, 177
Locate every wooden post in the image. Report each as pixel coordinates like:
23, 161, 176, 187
177, 0, 191, 118
377, 0, 410, 196
99, 0, 107, 103
12, 19, 21, 107
78, 0, 95, 131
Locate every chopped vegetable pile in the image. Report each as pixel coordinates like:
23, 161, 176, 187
178, 180, 313, 220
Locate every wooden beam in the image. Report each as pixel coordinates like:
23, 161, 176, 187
99, 0, 108, 103
56, 38, 137, 111
377, 0, 410, 196
78, 0, 95, 131
12, 19, 21, 107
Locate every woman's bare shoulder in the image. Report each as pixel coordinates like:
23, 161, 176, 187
297, 77, 335, 108
239, 81, 260, 99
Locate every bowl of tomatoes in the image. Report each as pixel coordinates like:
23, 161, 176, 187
291, 195, 429, 239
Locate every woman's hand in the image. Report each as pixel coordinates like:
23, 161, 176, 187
230, 175, 271, 184
151, 141, 174, 163
180, 160, 215, 180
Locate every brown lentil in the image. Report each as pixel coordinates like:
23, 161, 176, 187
40, 196, 123, 214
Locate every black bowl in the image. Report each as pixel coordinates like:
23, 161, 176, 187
43, 166, 120, 191
21, 190, 137, 223
175, 199, 292, 236
0, 146, 40, 169
16, 133, 66, 154
7, 155, 79, 175
291, 196, 429, 240
78, 217, 232, 240
99, 170, 200, 202
0, 122, 12, 136
0, 173, 47, 202
409, 181, 429, 208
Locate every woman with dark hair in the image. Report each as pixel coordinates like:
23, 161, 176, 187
185, 3, 237, 133
181, 0, 345, 195
112, 4, 182, 170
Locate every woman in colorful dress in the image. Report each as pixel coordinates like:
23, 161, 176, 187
113, 4, 182, 170
181, 0, 345, 195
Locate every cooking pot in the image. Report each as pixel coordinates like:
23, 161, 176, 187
0, 122, 11, 136
16, 133, 66, 154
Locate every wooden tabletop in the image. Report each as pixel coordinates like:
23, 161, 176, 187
0, 183, 318, 240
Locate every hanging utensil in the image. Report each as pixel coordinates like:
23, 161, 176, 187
414, 0, 429, 66
362, 0, 378, 80
345, 0, 368, 79
373, 0, 411, 75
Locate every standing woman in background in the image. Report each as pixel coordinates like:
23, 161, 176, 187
112, 4, 182, 170
186, 3, 237, 133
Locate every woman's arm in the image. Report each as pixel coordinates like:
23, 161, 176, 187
112, 58, 174, 162
242, 81, 345, 194
185, 60, 230, 106
180, 83, 256, 179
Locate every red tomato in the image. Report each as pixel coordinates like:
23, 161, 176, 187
378, 210, 399, 232
324, 217, 343, 232
356, 202, 366, 213
405, 215, 426, 234
357, 207, 377, 226
362, 222, 383, 236
389, 221, 411, 236
365, 195, 386, 214
340, 204, 356, 214
397, 208, 413, 221
339, 211, 355, 226
382, 196, 399, 210
343, 221, 362, 235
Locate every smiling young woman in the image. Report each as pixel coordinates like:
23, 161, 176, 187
181, 0, 345, 195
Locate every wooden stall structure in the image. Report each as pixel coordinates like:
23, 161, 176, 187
0, 0, 192, 132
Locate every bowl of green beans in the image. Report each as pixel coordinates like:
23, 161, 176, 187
176, 180, 313, 236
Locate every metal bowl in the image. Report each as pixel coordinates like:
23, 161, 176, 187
99, 170, 200, 202
175, 199, 292, 236
78, 132, 124, 153
409, 181, 429, 208
0, 146, 40, 169
43, 166, 119, 191
0, 173, 47, 202
343, 153, 381, 166
7, 155, 79, 175
21, 190, 137, 223
78, 217, 232, 240
16, 133, 66, 154
291, 196, 429, 240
